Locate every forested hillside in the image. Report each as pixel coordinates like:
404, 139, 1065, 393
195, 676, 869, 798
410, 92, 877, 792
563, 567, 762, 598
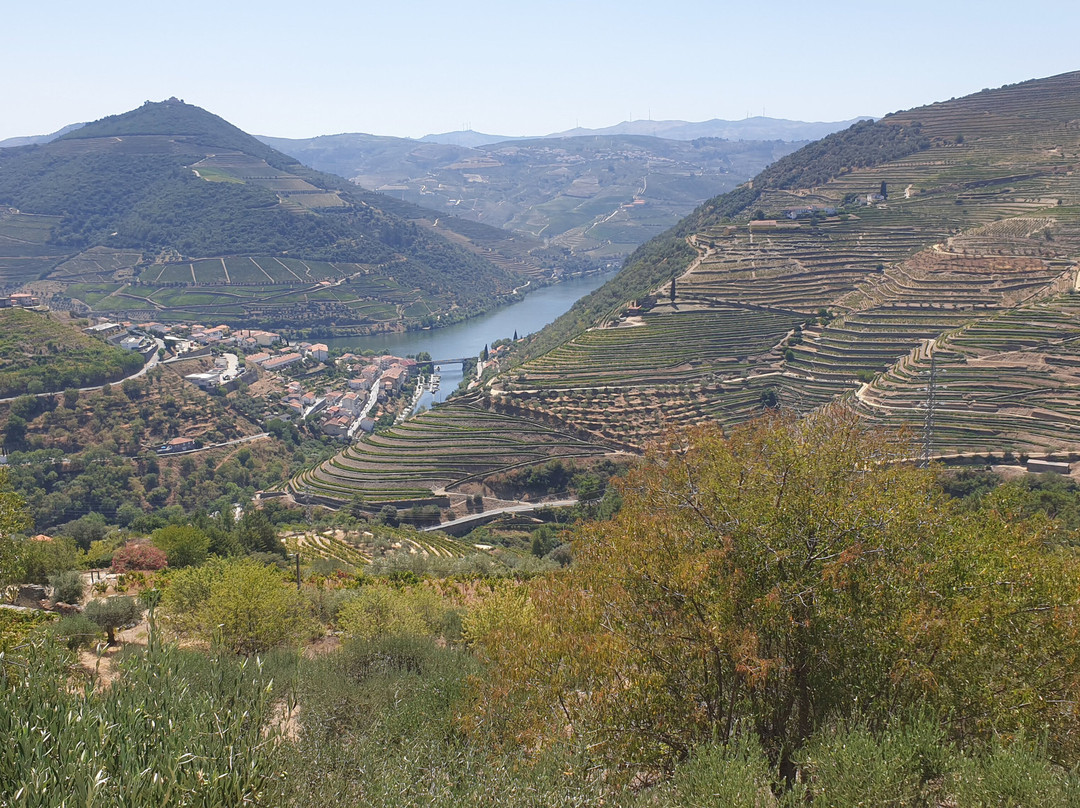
0, 100, 534, 330
0, 309, 143, 397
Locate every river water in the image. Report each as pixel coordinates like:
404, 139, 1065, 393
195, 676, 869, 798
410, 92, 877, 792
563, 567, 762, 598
322, 271, 616, 408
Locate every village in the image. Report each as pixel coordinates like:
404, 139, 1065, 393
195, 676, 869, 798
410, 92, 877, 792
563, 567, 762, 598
80, 317, 428, 451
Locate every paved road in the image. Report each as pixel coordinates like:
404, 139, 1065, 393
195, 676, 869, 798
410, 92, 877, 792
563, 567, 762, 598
155, 432, 270, 456
423, 498, 578, 532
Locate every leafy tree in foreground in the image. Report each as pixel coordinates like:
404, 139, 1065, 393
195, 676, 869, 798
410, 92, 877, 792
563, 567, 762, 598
151, 524, 210, 568
0, 468, 31, 586
161, 557, 315, 654
467, 407, 1080, 778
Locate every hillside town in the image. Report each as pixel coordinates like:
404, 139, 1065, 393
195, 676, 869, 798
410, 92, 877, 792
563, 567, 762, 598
81, 317, 425, 448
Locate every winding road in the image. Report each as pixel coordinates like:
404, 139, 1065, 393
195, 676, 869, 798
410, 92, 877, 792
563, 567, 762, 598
0, 337, 165, 404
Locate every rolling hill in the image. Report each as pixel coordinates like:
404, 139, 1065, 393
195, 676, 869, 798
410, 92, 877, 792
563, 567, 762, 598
291, 70, 1080, 512
258, 132, 806, 258
0, 99, 544, 333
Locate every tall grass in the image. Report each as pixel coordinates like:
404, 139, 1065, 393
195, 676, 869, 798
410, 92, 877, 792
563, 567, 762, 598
267, 635, 615, 807
0, 639, 282, 807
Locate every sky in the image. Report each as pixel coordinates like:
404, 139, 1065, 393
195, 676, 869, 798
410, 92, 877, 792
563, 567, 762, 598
3, 0, 1079, 142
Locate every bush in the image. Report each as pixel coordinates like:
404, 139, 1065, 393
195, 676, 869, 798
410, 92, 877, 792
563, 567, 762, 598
49, 570, 85, 604
49, 613, 102, 650
798, 716, 950, 805
111, 541, 168, 573
161, 557, 316, 654
14, 537, 81, 585
336, 583, 458, 643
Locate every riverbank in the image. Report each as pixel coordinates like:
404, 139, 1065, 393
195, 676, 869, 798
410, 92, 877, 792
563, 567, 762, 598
320, 270, 618, 406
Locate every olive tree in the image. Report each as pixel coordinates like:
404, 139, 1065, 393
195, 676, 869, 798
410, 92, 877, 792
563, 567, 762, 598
85, 596, 144, 646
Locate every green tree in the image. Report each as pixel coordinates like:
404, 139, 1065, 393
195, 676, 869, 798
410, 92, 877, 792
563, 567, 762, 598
234, 508, 283, 555
349, 493, 367, 520
11, 537, 80, 585
85, 596, 144, 645
0, 468, 31, 584
3, 414, 27, 448
49, 569, 85, 604
161, 557, 314, 654
151, 524, 210, 568
376, 505, 399, 528
469, 408, 1080, 777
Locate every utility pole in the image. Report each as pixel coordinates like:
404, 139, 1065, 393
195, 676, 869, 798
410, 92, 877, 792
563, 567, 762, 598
921, 346, 938, 468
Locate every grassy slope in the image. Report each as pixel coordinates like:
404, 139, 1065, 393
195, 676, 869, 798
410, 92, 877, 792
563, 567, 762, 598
0, 309, 143, 396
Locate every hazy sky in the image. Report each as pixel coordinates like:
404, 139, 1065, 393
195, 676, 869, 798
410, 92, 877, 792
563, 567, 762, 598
3, 0, 1078, 141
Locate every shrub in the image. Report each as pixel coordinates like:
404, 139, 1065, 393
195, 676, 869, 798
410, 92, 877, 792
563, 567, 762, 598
336, 583, 458, 643
111, 541, 168, 573
49, 613, 102, 650
161, 557, 316, 654
49, 570, 85, 604
13, 536, 81, 585
150, 525, 209, 568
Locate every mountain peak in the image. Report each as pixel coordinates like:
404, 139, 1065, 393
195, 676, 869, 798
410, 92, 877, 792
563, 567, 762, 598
60, 98, 295, 167
65, 98, 225, 136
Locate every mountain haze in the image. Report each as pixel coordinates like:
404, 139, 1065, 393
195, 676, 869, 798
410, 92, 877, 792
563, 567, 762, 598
418, 130, 514, 147
547, 115, 872, 142
260, 131, 805, 258
0, 122, 86, 148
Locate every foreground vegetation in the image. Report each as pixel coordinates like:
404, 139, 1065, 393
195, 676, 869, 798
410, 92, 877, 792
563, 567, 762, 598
5, 409, 1080, 805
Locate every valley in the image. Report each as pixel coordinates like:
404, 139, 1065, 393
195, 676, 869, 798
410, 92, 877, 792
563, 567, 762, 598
5, 19, 1080, 801
261, 131, 809, 257
289, 71, 1080, 515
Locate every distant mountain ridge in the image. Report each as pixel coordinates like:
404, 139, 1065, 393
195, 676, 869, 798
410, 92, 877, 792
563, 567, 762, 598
0, 122, 86, 148
4, 115, 863, 152
546, 116, 873, 142
418, 130, 514, 147
416, 116, 869, 146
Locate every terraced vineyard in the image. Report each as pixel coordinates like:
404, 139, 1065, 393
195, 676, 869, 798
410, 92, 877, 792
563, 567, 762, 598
291, 73, 1080, 516
776, 225, 1079, 408
512, 307, 801, 388
283, 527, 472, 569
853, 298, 1080, 454
0, 211, 68, 285
191, 153, 349, 210
291, 395, 616, 506
59, 256, 427, 326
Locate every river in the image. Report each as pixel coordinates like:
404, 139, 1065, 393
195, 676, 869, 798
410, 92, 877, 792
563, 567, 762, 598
322, 271, 617, 409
